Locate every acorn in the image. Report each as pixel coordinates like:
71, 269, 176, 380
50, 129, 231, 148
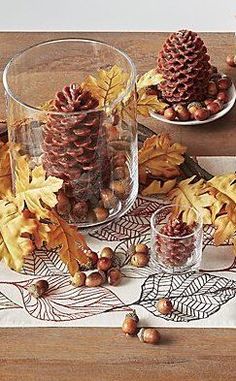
135, 243, 149, 255
155, 298, 173, 315
27, 280, 49, 298
71, 271, 86, 287
207, 81, 218, 96
97, 257, 112, 272
85, 271, 105, 287
163, 107, 177, 121
138, 328, 161, 345
226, 55, 236, 67
100, 188, 119, 210
131, 252, 149, 267
100, 247, 114, 259
93, 206, 109, 222
107, 267, 122, 286
122, 310, 139, 336
194, 108, 210, 121
217, 77, 232, 90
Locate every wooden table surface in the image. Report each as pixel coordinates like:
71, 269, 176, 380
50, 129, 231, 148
0, 32, 236, 381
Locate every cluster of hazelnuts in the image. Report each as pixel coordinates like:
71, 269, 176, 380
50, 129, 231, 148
122, 299, 173, 345
163, 70, 232, 122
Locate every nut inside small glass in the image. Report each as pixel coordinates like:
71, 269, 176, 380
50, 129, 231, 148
150, 204, 203, 274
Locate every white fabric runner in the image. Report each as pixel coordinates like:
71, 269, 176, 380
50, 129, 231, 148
0, 156, 235, 328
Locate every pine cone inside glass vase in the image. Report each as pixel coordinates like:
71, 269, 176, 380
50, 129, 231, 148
42, 84, 111, 223
157, 30, 211, 103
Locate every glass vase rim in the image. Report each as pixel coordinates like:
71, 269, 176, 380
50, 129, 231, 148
3, 37, 137, 116
150, 204, 203, 240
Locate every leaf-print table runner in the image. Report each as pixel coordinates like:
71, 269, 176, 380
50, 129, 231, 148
0, 157, 235, 328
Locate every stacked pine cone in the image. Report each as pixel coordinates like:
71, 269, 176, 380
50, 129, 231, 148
42, 84, 111, 223
157, 30, 211, 103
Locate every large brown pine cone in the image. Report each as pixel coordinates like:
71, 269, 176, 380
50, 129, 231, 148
42, 84, 110, 222
157, 30, 211, 103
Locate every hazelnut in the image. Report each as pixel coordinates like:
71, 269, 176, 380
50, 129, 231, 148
71, 201, 88, 222
85, 271, 105, 287
122, 311, 139, 336
207, 81, 218, 96
217, 91, 229, 104
71, 271, 86, 287
97, 257, 112, 272
138, 328, 161, 345
100, 247, 114, 259
226, 55, 236, 67
27, 280, 49, 298
107, 267, 122, 286
163, 107, 177, 121
131, 252, 149, 267
100, 188, 119, 210
110, 180, 128, 200
93, 206, 109, 222
217, 77, 232, 90
56, 191, 71, 216
176, 106, 190, 121
135, 243, 149, 255
156, 298, 173, 315
194, 108, 210, 121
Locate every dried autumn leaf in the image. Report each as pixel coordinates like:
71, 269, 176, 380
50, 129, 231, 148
14, 155, 63, 219
141, 179, 176, 196
208, 174, 236, 205
0, 142, 12, 198
0, 200, 36, 271
168, 176, 215, 224
137, 69, 164, 91
137, 89, 168, 117
214, 203, 236, 246
47, 211, 90, 275
82, 65, 129, 107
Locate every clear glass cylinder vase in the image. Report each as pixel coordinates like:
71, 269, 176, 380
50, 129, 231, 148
3, 38, 138, 230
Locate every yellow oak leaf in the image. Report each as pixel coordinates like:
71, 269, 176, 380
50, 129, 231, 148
141, 179, 176, 196
14, 155, 63, 219
46, 211, 90, 275
82, 65, 129, 108
0, 142, 12, 198
137, 89, 168, 117
137, 69, 164, 91
168, 176, 215, 224
214, 203, 236, 245
208, 174, 236, 205
0, 200, 36, 271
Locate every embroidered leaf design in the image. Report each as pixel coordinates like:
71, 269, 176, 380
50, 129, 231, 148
15, 276, 126, 321
82, 65, 128, 107
14, 155, 63, 219
0, 291, 21, 310
0, 200, 36, 271
168, 176, 215, 224
46, 211, 90, 275
137, 89, 167, 117
0, 142, 12, 198
90, 197, 164, 241
136, 69, 164, 91
138, 272, 236, 322
21, 247, 67, 276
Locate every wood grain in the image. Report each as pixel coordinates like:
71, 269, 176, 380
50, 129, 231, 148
0, 32, 236, 381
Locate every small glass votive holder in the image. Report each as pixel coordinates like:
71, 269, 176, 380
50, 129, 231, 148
150, 205, 203, 274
